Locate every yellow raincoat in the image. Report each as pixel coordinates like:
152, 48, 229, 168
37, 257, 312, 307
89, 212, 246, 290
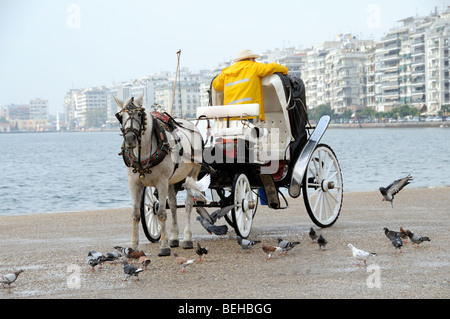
212, 61, 288, 121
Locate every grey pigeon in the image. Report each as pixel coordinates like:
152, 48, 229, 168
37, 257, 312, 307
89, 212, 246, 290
379, 174, 413, 208
317, 234, 327, 250
209, 205, 236, 222
103, 251, 122, 263
1, 270, 24, 288
383, 227, 400, 241
309, 227, 318, 242
391, 235, 403, 253
407, 230, 430, 247
277, 237, 300, 255
87, 251, 106, 271
195, 207, 229, 235
122, 260, 144, 281
237, 236, 261, 252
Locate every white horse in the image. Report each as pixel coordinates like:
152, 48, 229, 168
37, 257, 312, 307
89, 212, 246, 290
114, 94, 203, 256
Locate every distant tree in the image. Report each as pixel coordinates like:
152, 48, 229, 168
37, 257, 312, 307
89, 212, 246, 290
343, 109, 352, 120
309, 104, 334, 121
85, 108, 106, 128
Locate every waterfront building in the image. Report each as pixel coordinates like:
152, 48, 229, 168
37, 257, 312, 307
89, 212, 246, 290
302, 34, 373, 114
64, 86, 107, 129
154, 68, 206, 118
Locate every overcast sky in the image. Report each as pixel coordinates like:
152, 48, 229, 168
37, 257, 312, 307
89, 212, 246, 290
0, 0, 447, 114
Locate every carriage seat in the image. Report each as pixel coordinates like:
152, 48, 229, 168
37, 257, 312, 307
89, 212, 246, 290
196, 103, 265, 144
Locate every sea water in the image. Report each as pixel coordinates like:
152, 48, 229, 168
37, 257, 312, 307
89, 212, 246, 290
0, 127, 449, 216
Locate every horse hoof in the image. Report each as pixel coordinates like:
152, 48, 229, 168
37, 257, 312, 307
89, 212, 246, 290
158, 248, 171, 257
182, 241, 193, 249
169, 240, 179, 248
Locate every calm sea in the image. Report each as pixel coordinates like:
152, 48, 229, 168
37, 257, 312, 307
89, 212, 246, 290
1, 127, 449, 216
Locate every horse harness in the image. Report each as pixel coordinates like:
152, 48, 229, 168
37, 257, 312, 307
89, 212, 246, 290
116, 99, 180, 179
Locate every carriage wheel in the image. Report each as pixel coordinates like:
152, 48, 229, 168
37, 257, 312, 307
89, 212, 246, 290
230, 173, 258, 238
140, 186, 161, 242
302, 144, 343, 227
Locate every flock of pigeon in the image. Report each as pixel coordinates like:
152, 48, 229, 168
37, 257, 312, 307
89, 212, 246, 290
0, 174, 432, 288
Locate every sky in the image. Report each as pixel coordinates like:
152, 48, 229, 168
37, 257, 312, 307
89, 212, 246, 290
0, 0, 447, 114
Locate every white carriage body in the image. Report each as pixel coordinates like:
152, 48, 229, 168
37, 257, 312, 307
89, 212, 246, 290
196, 74, 293, 164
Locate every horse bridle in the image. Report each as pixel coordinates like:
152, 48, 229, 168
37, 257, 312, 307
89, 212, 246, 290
115, 97, 147, 141
116, 98, 172, 179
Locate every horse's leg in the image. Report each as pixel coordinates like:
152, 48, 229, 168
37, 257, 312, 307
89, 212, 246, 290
156, 182, 171, 256
129, 179, 144, 249
168, 184, 179, 248
182, 194, 194, 249
182, 165, 200, 249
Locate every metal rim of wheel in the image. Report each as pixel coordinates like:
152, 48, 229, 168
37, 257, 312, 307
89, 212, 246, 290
302, 144, 343, 227
140, 186, 161, 242
231, 173, 257, 238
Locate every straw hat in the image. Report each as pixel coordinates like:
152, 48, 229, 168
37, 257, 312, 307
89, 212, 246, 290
234, 49, 260, 62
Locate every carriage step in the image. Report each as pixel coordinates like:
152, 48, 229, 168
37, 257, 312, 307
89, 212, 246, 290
259, 174, 280, 209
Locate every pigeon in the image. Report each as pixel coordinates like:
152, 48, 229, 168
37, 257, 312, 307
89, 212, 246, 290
277, 237, 300, 255
195, 205, 236, 235
173, 253, 195, 273
196, 243, 208, 261
103, 251, 122, 264
399, 227, 409, 242
87, 251, 106, 271
182, 174, 210, 203
114, 246, 146, 260
122, 260, 144, 281
347, 244, 376, 265
209, 205, 236, 222
406, 230, 430, 247
262, 243, 282, 260
317, 234, 327, 250
195, 209, 228, 236
379, 174, 413, 208
383, 227, 400, 241
1, 270, 24, 288
236, 236, 261, 252
309, 227, 319, 243
391, 235, 403, 253
138, 255, 151, 270
114, 246, 132, 257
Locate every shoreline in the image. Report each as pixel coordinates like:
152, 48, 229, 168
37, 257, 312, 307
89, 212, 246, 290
0, 187, 449, 299
1, 185, 450, 219
0, 119, 448, 134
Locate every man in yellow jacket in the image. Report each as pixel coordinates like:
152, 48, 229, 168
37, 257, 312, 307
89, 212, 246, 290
212, 49, 288, 121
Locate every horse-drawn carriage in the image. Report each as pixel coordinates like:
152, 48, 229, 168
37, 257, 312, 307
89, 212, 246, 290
135, 73, 343, 247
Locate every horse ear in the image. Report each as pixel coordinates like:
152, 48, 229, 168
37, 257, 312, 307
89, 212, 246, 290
113, 96, 123, 108
135, 93, 144, 107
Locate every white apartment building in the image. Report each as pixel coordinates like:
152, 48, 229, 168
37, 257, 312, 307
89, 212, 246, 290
369, 10, 449, 114
303, 35, 373, 113
29, 98, 49, 121
64, 86, 107, 128
154, 68, 206, 118
426, 18, 450, 114
106, 75, 162, 125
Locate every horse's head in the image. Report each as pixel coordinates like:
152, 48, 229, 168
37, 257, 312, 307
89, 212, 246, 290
114, 93, 147, 149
